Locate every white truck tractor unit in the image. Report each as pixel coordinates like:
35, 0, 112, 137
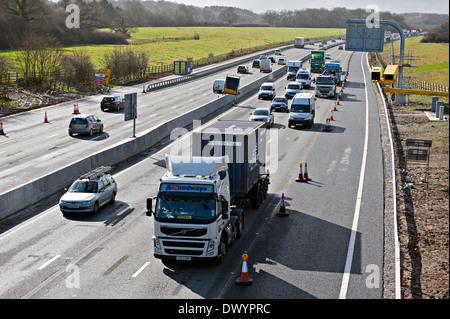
314, 74, 336, 98
147, 121, 270, 262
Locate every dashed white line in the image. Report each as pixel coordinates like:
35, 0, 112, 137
38, 255, 61, 270
132, 262, 150, 278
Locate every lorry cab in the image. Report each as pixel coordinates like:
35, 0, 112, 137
295, 68, 312, 88
288, 92, 315, 129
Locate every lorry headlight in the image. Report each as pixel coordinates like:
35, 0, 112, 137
207, 240, 215, 252
153, 237, 161, 251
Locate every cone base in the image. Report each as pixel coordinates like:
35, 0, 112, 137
235, 277, 253, 285
295, 178, 307, 183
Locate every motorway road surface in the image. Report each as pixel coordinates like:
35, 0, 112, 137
0, 47, 386, 300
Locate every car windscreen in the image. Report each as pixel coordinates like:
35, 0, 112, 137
273, 97, 286, 102
291, 104, 311, 113
102, 97, 115, 102
69, 180, 98, 193
287, 84, 300, 89
260, 86, 273, 91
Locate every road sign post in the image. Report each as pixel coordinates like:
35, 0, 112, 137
124, 93, 137, 138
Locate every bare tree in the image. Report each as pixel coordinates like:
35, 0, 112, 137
219, 7, 239, 26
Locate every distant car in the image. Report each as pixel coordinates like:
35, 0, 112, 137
268, 56, 276, 63
59, 166, 117, 214
68, 115, 103, 137
338, 45, 344, 50
101, 96, 124, 111
260, 54, 268, 60
319, 43, 324, 48
252, 60, 260, 68
237, 65, 249, 74
271, 96, 289, 112
325, 53, 331, 60
274, 49, 282, 55
249, 108, 274, 127
277, 58, 286, 65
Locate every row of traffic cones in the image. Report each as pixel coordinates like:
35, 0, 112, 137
296, 162, 311, 183
39, 103, 81, 124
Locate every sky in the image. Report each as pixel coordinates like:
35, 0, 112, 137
170, 0, 449, 14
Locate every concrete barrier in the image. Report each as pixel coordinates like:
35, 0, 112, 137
0, 43, 341, 220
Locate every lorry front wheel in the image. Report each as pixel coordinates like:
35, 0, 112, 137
216, 236, 227, 263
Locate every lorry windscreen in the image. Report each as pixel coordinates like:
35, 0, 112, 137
316, 77, 334, 84
291, 104, 311, 113
155, 192, 216, 222
288, 67, 299, 73
311, 59, 322, 64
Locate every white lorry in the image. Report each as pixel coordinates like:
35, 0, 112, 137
286, 61, 302, 80
294, 37, 305, 48
147, 121, 270, 262
314, 74, 336, 98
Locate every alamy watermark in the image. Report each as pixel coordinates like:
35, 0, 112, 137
366, 4, 380, 28
66, 4, 80, 29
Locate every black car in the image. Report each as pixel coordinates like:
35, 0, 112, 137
237, 65, 249, 74
101, 96, 124, 111
252, 60, 260, 68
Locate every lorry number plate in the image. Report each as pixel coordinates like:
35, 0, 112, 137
176, 256, 191, 261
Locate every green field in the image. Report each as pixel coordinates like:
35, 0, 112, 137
1, 27, 345, 69
380, 36, 449, 86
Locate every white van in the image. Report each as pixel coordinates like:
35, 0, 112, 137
296, 68, 312, 88
213, 79, 225, 93
258, 82, 276, 100
288, 92, 315, 129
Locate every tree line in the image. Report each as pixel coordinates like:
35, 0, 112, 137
1, 0, 420, 51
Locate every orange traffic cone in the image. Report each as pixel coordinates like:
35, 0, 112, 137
334, 101, 338, 111
235, 254, 253, 285
44, 111, 49, 123
330, 110, 334, 121
296, 163, 307, 183
73, 103, 80, 114
143, 85, 146, 93
0, 121, 5, 135
323, 118, 332, 131
336, 96, 340, 105
304, 162, 311, 181
277, 193, 289, 216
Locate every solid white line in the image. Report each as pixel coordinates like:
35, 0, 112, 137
38, 255, 61, 270
46, 134, 58, 139
132, 262, 150, 278
339, 52, 370, 299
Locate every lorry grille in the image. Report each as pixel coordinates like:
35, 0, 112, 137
160, 226, 207, 237
164, 249, 204, 256
163, 241, 204, 248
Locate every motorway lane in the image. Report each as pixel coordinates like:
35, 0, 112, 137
0, 44, 323, 195
224, 52, 384, 299
0, 47, 364, 299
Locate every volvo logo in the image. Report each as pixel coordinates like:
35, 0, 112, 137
180, 229, 187, 235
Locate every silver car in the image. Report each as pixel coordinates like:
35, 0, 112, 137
68, 115, 103, 137
59, 167, 117, 214
249, 108, 274, 127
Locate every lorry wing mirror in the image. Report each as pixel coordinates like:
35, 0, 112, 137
222, 201, 229, 217
219, 170, 227, 180
146, 198, 153, 216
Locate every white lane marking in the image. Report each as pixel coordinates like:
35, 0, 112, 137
38, 255, 61, 270
132, 262, 150, 278
116, 207, 130, 216
46, 134, 58, 139
339, 52, 370, 299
